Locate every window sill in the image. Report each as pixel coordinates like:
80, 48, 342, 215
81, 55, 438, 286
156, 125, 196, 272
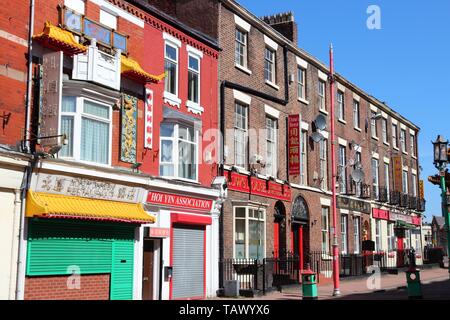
297, 97, 309, 105
402, 151, 408, 156
393, 146, 399, 151
265, 79, 280, 91
354, 127, 362, 132
338, 119, 347, 125
163, 91, 181, 108
186, 100, 204, 115
60, 157, 112, 169
383, 141, 390, 147
319, 109, 329, 116
321, 254, 333, 261
235, 64, 252, 75
372, 136, 379, 141
162, 176, 200, 184
412, 155, 417, 160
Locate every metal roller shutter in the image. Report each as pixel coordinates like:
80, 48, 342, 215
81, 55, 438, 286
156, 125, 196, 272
172, 225, 204, 299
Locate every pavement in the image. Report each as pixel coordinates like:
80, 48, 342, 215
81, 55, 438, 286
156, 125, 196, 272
213, 266, 450, 300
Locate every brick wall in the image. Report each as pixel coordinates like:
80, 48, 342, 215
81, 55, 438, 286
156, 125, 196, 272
24, 274, 110, 300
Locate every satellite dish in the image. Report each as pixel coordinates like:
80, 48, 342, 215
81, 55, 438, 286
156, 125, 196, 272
348, 159, 355, 166
351, 168, 365, 183
314, 114, 327, 131
311, 132, 324, 143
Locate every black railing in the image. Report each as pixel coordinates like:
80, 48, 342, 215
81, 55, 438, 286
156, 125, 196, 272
417, 198, 426, 212
400, 194, 409, 207
408, 196, 418, 210
345, 180, 356, 196
379, 186, 388, 203
360, 183, 371, 199
390, 191, 401, 205
221, 259, 260, 293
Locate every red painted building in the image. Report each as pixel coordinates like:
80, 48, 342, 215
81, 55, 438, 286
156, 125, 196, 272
0, 0, 222, 300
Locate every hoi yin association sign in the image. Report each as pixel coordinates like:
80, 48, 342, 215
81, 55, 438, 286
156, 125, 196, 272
147, 191, 213, 212
288, 114, 300, 175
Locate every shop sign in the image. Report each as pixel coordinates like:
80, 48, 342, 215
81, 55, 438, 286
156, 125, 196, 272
33, 174, 144, 203
224, 170, 291, 201
336, 196, 370, 214
288, 114, 300, 175
148, 227, 170, 238
147, 191, 213, 212
419, 180, 425, 199
372, 208, 389, 220
389, 211, 420, 226
39, 51, 62, 147
120, 94, 137, 163
392, 156, 403, 192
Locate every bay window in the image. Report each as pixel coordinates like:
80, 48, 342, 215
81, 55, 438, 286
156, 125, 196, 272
59, 96, 111, 165
160, 122, 198, 181
234, 206, 266, 260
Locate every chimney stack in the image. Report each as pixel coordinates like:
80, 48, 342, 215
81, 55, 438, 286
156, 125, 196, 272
261, 12, 298, 46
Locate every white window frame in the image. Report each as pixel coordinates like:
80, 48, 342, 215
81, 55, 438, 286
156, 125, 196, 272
341, 214, 348, 254
159, 122, 199, 182
320, 139, 328, 190
371, 112, 378, 138
59, 96, 112, 167
321, 206, 330, 254
297, 66, 306, 100
234, 102, 248, 169
375, 219, 382, 251
400, 129, 407, 153
264, 47, 276, 84
353, 216, 361, 254
337, 90, 345, 121
235, 27, 248, 70
384, 162, 390, 202
382, 118, 388, 144
339, 145, 347, 193
186, 51, 204, 115
99, 8, 117, 30
392, 124, 398, 149
300, 130, 308, 186
233, 206, 266, 260
372, 158, 379, 200
402, 170, 409, 194
411, 173, 417, 197
410, 134, 416, 157
265, 116, 278, 177
353, 100, 360, 130
387, 222, 395, 251
163, 36, 181, 107
318, 80, 326, 112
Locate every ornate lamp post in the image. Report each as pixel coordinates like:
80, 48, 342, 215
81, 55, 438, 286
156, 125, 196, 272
432, 135, 450, 277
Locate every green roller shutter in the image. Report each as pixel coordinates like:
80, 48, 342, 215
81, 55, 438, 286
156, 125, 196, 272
27, 219, 136, 300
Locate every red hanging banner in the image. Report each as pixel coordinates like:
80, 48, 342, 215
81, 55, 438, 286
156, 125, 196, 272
288, 114, 301, 175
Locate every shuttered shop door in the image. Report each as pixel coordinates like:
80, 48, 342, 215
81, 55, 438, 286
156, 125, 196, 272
172, 225, 204, 299
27, 219, 136, 300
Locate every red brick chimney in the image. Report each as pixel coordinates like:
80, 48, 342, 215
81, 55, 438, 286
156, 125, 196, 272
261, 12, 298, 46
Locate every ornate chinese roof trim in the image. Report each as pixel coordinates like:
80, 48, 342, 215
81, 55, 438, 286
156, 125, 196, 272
121, 55, 165, 83
33, 21, 87, 56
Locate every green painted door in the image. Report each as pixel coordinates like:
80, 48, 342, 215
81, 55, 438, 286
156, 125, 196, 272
110, 240, 135, 300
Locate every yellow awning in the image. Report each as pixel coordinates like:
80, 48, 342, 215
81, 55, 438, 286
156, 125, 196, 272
33, 21, 87, 55
121, 55, 165, 84
26, 190, 155, 224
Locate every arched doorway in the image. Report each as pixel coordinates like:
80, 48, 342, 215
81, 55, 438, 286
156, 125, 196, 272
291, 196, 310, 270
273, 201, 287, 258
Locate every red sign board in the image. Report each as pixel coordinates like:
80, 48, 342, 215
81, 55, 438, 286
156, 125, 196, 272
147, 191, 213, 212
373, 208, 389, 220
288, 115, 300, 175
412, 216, 421, 226
149, 227, 170, 238
224, 170, 291, 201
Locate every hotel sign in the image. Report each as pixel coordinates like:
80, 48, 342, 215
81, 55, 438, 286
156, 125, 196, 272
288, 114, 300, 175
224, 170, 291, 201
336, 196, 371, 214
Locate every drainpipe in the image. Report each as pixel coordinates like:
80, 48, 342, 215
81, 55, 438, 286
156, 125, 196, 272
9, 189, 22, 300
24, 0, 35, 152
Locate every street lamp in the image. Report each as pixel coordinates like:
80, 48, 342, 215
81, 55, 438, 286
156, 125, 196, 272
432, 135, 450, 278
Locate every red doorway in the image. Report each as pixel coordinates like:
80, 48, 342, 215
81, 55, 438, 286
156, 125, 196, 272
396, 234, 405, 267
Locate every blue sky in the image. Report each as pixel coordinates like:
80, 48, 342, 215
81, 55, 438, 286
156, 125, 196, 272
239, 0, 450, 222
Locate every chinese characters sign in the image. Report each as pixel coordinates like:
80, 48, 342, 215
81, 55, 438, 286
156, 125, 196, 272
224, 170, 291, 201
392, 155, 403, 192
121, 94, 137, 163
144, 88, 153, 149
34, 174, 144, 203
288, 114, 300, 175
